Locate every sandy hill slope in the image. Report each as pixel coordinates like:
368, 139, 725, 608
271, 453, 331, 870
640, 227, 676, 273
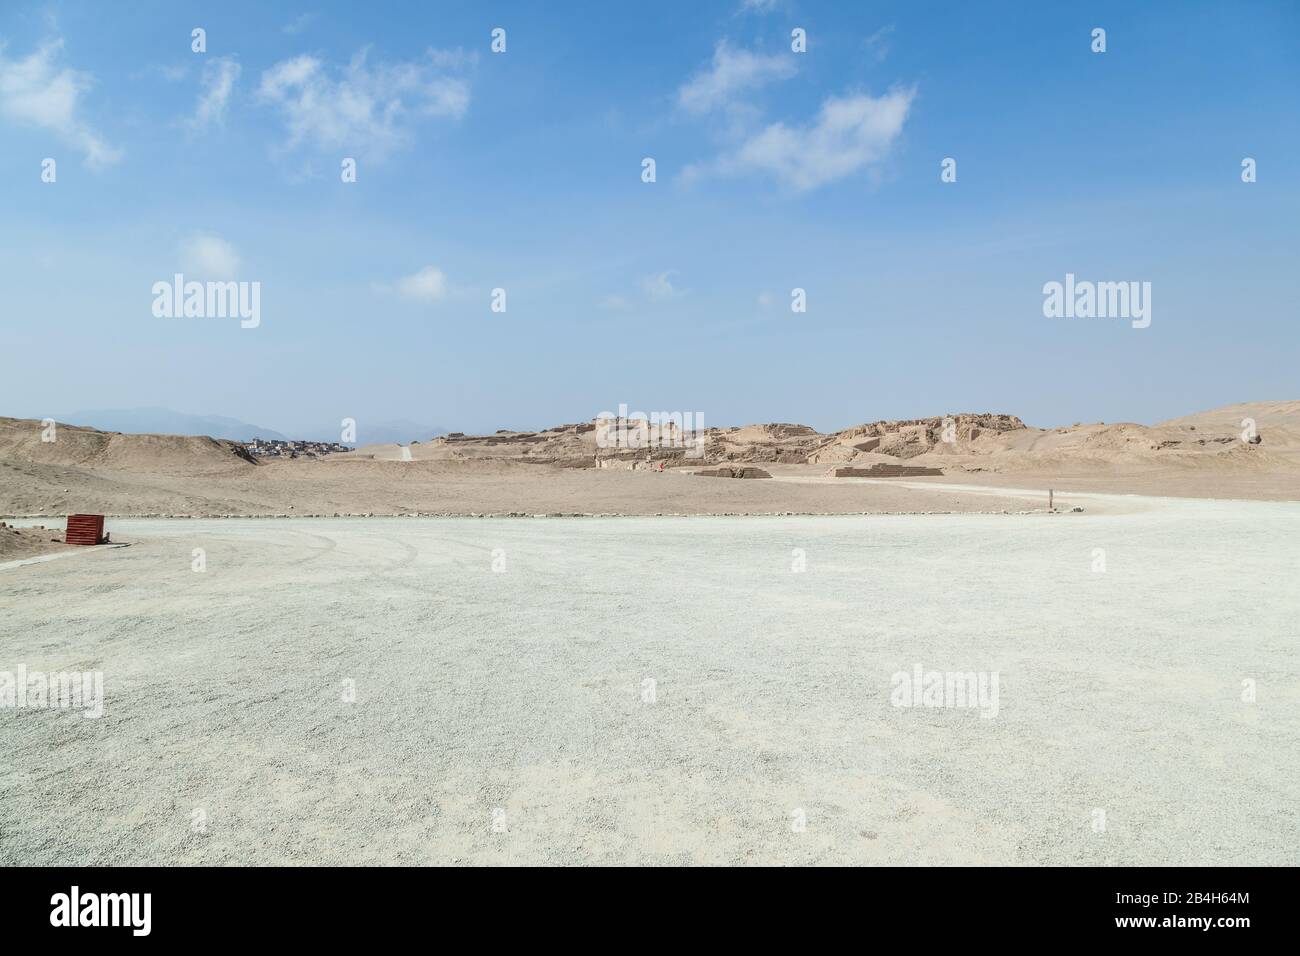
921, 422, 1276, 470
1158, 401, 1300, 454
1, 403, 1296, 517
347, 422, 601, 465
353, 418, 1016, 468
914, 405, 1297, 473
0, 521, 75, 561
349, 421, 832, 467
809, 414, 1025, 464
0, 417, 257, 475
1159, 400, 1300, 428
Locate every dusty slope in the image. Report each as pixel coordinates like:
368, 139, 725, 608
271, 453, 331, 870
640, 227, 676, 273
0, 403, 1296, 516
1159, 399, 1300, 429
352, 416, 1023, 468
352, 407, 1295, 480
916, 420, 1279, 471
0, 417, 257, 474
0, 521, 74, 560
0, 454, 1055, 518
1157, 401, 1300, 462
909, 402, 1299, 499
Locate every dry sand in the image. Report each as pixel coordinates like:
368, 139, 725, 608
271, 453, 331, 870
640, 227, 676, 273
1, 458, 1077, 519
0, 522, 75, 561
2, 500, 1296, 865
3, 400, 1294, 865
3, 401, 1298, 522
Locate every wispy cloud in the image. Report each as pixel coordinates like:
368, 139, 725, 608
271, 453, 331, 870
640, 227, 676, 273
865, 25, 895, 62
683, 87, 915, 192
180, 234, 241, 278
676, 40, 795, 115
641, 271, 684, 301
190, 56, 240, 131
394, 266, 448, 302
282, 13, 317, 35
257, 47, 473, 159
0, 38, 121, 166
599, 272, 686, 309
738, 0, 780, 13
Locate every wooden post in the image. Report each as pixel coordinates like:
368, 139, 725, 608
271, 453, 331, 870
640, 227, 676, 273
1049, 489, 1054, 511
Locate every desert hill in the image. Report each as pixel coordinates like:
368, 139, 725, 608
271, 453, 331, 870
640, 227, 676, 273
340, 406, 1289, 477
909, 401, 1300, 475
1158, 400, 1300, 440
0, 417, 256, 474
0, 402, 1296, 518
345, 414, 1027, 468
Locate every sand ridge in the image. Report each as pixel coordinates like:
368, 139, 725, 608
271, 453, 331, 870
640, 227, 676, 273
1, 401, 1296, 521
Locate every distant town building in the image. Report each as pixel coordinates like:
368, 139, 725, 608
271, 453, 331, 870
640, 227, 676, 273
243, 438, 351, 459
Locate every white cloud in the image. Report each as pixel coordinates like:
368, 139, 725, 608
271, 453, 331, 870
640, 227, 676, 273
600, 273, 686, 309
191, 57, 240, 131
0, 39, 121, 167
180, 235, 241, 278
676, 40, 795, 115
865, 25, 895, 62
757, 291, 775, 308
684, 87, 915, 192
739, 0, 779, 12
641, 271, 683, 301
257, 47, 472, 159
396, 266, 448, 302
282, 13, 317, 35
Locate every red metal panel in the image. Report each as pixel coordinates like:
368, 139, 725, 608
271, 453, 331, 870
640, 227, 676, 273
65, 514, 105, 545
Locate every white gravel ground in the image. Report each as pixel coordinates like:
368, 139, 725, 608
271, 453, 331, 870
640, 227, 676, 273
2, 499, 1298, 865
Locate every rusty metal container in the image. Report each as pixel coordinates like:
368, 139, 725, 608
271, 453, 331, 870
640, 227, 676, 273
65, 514, 105, 545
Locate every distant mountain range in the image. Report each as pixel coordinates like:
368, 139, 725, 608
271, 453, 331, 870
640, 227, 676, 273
60, 408, 446, 446
63, 408, 290, 442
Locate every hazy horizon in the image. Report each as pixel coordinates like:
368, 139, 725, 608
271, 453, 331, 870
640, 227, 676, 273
8, 396, 1292, 446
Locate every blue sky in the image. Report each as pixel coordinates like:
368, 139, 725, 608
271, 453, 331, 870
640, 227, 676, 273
1, 0, 1297, 439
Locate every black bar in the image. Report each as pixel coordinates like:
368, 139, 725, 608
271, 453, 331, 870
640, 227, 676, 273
0, 866, 1286, 942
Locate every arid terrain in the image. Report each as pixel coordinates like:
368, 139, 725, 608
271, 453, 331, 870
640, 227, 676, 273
0, 522, 75, 562
4, 406, 1297, 864
4, 503, 1297, 865
1, 401, 1296, 561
